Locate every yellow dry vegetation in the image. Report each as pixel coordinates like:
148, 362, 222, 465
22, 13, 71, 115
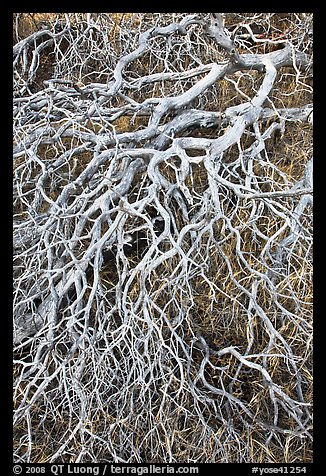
13, 13, 313, 464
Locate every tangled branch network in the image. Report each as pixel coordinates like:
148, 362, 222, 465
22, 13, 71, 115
13, 13, 313, 463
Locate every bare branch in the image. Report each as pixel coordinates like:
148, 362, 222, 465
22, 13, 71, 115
13, 12, 313, 464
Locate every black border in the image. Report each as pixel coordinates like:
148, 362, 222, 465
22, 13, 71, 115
5, 4, 321, 474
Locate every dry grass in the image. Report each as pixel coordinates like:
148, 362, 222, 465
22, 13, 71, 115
13, 12, 313, 464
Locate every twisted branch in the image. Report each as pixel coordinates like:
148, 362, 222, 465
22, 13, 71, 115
13, 12, 313, 463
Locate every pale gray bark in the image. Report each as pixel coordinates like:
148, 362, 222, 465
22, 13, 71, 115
13, 13, 313, 463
